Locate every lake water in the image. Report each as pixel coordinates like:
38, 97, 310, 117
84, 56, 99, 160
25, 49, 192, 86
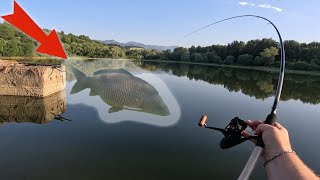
0, 59, 319, 179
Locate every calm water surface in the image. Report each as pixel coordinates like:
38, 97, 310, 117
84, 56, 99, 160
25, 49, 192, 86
0, 59, 319, 180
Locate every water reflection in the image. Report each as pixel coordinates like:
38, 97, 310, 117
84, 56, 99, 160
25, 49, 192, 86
0, 90, 66, 125
65, 59, 180, 127
139, 61, 320, 104
71, 67, 170, 116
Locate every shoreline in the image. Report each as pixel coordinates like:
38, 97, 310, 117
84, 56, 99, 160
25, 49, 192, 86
138, 59, 320, 76
2, 57, 320, 76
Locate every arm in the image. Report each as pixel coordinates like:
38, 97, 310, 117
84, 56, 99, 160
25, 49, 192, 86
264, 152, 318, 180
243, 120, 319, 180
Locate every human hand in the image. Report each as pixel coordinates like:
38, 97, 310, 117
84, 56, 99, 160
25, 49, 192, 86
242, 120, 292, 161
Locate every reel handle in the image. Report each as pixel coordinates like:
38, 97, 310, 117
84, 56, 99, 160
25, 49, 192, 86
198, 115, 208, 127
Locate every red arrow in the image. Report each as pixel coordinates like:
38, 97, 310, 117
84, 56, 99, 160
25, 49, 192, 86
1, 1, 67, 59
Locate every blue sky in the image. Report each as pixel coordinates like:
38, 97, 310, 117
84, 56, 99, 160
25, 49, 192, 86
1, 0, 319, 47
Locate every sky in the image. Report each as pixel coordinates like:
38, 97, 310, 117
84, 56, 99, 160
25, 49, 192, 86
1, 0, 319, 47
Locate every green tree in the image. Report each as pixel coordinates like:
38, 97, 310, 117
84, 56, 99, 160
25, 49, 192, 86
4, 41, 19, 57
82, 43, 96, 57
161, 50, 171, 60
189, 46, 196, 54
224, 55, 234, 65
172, 47, 189, 61
181, 52, 190, 61
227, 41, 245, 59
192, 53, 208, 63
21, 42, 35, 56
253, 56, 263, 66
0, 23, 15, 40
237, 54, 253, 66
207, 51, 222, 64
260, 47, 279, 66
0, 38, 6, 56
284, 40, 300, 62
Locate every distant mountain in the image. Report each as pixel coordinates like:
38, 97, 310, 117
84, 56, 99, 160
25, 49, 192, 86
101, 40, 178, 51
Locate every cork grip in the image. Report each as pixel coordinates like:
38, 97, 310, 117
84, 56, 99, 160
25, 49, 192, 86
198, 115, 208, 127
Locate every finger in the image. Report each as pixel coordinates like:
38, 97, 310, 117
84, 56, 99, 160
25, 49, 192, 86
254, 124, 276, 135
242, 131, 250, 137
242, 131, 257, 143
245, 120, 263, 131
274, 122, 283, 129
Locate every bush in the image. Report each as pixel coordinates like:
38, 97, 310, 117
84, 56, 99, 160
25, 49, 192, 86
310, 59, 320, 71
311, 64, 320, 71
311, 59, 320, 66
287, 61, 311, 71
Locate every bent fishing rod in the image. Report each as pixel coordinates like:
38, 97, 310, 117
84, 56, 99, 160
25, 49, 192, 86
186, 15, 286, 180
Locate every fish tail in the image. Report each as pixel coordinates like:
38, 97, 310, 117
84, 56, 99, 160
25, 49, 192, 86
71, 66, 87, 80
70, 66, 88, 94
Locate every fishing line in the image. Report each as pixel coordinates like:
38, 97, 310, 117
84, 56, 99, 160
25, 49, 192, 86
185, 14, 285, 114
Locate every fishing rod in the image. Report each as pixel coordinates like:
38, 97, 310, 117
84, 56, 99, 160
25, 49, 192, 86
187, 15, 286, 180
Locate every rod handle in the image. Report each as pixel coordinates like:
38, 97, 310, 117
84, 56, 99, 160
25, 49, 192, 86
198, 115, 208, 127
256, 113, 277, 147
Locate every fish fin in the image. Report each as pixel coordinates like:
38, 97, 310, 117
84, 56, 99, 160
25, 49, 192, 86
71, 66, 87, 80
70, 67, 88, 94
123, 106, 143, 111
108, 107, 123, 113
89, 89, 98, 96
71, 82, 86, 94
93, 69, 132, 76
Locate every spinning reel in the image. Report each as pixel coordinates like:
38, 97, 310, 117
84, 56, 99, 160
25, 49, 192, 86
198, 115, 257, 149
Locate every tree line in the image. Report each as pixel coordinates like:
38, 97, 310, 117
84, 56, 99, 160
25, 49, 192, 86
1, 22, 320, 71
154, 39, 320, 71
0, 22, 159, 60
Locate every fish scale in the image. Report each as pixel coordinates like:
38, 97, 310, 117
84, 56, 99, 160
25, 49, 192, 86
98, 73, 146, 108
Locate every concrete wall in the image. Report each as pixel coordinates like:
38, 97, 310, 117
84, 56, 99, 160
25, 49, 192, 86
0, 61, 66, 97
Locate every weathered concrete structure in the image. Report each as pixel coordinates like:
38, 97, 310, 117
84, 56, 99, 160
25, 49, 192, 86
0, 60, 66, 97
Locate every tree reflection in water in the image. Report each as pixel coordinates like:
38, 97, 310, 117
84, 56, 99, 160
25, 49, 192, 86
139, 61, 320, 105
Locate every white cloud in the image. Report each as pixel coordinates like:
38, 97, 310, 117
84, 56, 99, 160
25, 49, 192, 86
239, 2, 256, 6
259, 4, 283, 12
238, 2, 282, 12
